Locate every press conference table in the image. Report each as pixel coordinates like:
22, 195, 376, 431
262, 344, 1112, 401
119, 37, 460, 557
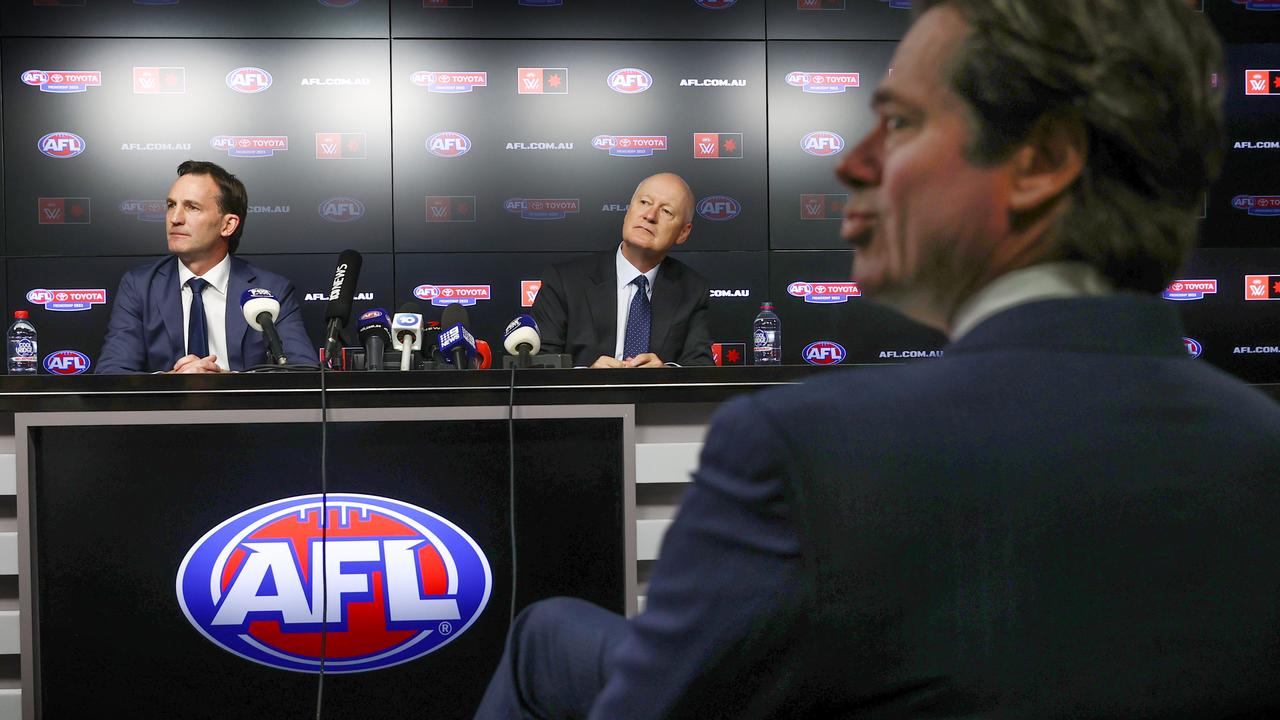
0, 365, 831, 720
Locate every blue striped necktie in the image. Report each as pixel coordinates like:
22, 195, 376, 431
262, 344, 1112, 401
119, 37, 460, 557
622, 275, 651, 359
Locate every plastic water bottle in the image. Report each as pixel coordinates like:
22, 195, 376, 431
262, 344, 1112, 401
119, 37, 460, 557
752, 302, 781, 365
7, 310, 38, 375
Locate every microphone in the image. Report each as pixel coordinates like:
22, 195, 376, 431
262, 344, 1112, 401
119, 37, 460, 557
422, 320, 442, 367
357, 307, 392, 372
390, 302, 424, 371
475, 339, 493, 370
438, 304, 477, 370
503, 314, 541, 368
323, 249, 363, 366
241, 288, 287, 366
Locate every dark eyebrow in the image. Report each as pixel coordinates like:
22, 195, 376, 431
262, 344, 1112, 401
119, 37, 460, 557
871, 87, 900, 109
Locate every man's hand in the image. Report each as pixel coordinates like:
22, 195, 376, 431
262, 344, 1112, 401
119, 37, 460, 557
590, 355, 626, 368
624, 353, 665, 368
171, 354, 224, 374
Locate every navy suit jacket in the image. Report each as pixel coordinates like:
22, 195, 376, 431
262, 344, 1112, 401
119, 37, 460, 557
531, 251, 713, 367
96, 255, 317, 373
589, 294, 1280, 718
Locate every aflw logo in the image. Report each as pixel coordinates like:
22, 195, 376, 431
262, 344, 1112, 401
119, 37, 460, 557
1245, 69, 1280, 96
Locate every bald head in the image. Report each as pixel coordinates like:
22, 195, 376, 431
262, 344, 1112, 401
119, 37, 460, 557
620, 172, 696, 272
633, 173, 694, 225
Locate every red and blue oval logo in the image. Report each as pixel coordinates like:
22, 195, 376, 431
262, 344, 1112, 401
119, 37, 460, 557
176, 493, 492, 673
695, 0, 738, 8
427, 131, 471, 158
607, 67, 652, 94
696, 195, 740, 221
801, 130, 844, 157
1183, 337, 1202, 358
38, 131, 85, 158
43, 350, 90, 375
226, 66, 272, 93
803, 340, 846, 365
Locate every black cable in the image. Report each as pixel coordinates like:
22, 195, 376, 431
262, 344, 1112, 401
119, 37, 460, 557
508, 363, 519, 624
315, 356, 329, 720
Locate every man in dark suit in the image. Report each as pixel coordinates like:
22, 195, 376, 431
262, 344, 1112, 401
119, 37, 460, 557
476, 1, 1280, 718
96, 161, 316, 373
532, 172, 712, 368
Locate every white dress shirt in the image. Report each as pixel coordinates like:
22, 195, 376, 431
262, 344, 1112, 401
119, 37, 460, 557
177, 254, 231, 371
614, 244, 660, 360
949, 261, 1114, 341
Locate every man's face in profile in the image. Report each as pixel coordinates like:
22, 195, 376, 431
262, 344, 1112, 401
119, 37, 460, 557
837, 6, 1021, 329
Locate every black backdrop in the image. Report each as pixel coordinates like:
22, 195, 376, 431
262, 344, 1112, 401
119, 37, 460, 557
0, 0, 1277, 380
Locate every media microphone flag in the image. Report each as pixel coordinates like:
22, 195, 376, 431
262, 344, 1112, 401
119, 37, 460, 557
390, 302, 424, 371
503, 314, 541, 368
323, 249, 363, 365
357, 307, 392, 371
240, 288, 286, 365
439, 304, 477, 370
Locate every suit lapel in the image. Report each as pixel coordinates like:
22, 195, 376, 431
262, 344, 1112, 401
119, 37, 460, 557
226, 257, 252, 369
649, 258, 678, 355
588, 252, 617, 357
156, 257, 184, 360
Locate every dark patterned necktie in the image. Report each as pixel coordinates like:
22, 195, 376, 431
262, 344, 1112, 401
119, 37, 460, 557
622, 275, 651, 359
187, 277, 209, 357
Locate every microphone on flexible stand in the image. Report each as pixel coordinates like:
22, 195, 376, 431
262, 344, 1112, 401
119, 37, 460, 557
241, 288, 287, 366
390, 302, 424, 371
502, 314, 541, 368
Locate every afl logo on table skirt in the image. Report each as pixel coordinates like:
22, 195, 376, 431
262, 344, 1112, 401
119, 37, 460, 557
176, 493, 492, 673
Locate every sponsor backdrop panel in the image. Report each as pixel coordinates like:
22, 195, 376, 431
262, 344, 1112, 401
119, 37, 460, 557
1172, 247, 1280, 384
767, 40, 894, 249
33, 418, 625, 717
394, 251, 585, 347
392, 39, 767, 253
239, 252, 395, 355
1206, 0, 1280, 43
0, 0, 389, 39
4, 38, 392, 257
769, 250, 947, 365
677, 250, 770, 348
1207, 43, 1280, 249
390, 0, 764, 40
7, 256, 138, 376
765, 0, 912, 41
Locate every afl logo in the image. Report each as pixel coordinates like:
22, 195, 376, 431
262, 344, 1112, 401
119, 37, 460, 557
696, 195, 740, 221
427, 131, 471, 158
38, 132, 85, 158
695, 0, 738, 7
608, 68, 652, 94
176, 493, 492, 673
43, 350, 90, 375
319, 197, 365, 223
226, 66, 272, 93
801, 130, 844, 156
1183, 337, 1202, 358
803, 340, 846, 366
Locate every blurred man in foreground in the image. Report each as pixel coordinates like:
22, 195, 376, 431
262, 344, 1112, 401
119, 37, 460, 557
476, 2, 1280, 717
532, 172, 712, 368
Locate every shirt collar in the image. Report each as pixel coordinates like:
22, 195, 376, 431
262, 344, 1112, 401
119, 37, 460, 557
950, 261, 1113, 341
177, 253, 231, 296
615, 244, 659, 293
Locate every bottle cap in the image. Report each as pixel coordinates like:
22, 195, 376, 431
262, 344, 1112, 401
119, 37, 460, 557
760, 301, 774, 310
13, 311, 29, 319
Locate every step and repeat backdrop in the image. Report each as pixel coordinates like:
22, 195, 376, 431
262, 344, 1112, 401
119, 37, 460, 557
0, 0, 1277, 380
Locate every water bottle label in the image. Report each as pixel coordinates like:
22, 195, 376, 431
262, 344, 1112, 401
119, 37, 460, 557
753, 329, 767, 348
13, 339, 36, 358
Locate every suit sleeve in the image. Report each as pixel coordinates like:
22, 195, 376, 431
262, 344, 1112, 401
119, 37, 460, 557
272, 281, 319, 365
95, 270, 147, 374
587, 394, 803, 719
674, 277, 713, 366
530, 264, 569, 356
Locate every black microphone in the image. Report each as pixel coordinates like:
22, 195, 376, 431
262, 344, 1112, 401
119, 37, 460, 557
323, 249, 363, 366
240, 288, 287, 366
439, 304, 477, 370
357, 307, 392, 371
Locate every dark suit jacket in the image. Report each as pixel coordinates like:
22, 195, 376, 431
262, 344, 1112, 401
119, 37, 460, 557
96, 255, 317, 373
531, 251, 712, 366
589, 294, 1280, 718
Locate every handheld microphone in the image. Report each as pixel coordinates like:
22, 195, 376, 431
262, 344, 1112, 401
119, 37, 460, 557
438, 304, 477, 370
357, 307, 392, 371
502, 314, 541, 368
323, 249, 363, 366
422, 320, 442, 367
390, 302, 424, 371
241, 288, 287, 365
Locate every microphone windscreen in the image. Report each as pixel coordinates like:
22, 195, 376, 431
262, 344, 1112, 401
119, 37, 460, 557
441, 303, 469, 329
503, 314, 541, 355
240, 288, 281, 332
475, 339, 492, 369
357, 307, 391, 330
324, 249, 364, 324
